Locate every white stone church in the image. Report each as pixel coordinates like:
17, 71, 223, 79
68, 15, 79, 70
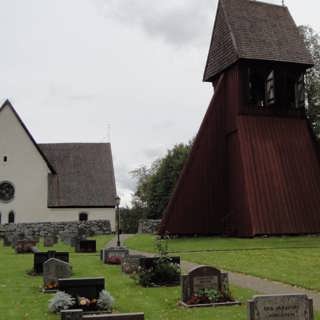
0, 100, 116, 229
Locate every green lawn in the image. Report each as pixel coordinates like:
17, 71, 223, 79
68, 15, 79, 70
125, 234, 320, 291
0, 235, 257, 320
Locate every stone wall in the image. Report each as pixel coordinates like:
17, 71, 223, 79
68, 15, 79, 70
138, 219, 161, 234
0, 220, 111, 237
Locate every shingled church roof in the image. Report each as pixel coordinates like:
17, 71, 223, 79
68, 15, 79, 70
39, 143, 116, 208
203, 0, 314, 82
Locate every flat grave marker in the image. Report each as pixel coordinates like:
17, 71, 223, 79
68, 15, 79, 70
82, 313, 145, 320
248, 294, 313, 320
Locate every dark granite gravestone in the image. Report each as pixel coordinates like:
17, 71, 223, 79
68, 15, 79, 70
58, 277, 105, 300
75, 240, 96, 253
61, 309, 83, 320
103, 247, 129, 264
34, 251, 69, 274
181, 265, 238, 307
82, 313, 145, 320
122, 255, 146, 274
248, 294, 314, 320
15, 239, 37, 253
43, 258, 72, 291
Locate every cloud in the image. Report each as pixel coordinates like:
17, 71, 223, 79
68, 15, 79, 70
93, 0, 215, 46
115, 162, 137, 193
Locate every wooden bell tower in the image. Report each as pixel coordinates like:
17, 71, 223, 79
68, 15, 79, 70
160, 0, 320, 237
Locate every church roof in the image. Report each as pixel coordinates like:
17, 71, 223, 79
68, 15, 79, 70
203, 0, 314, 82
39, 143, 116, 208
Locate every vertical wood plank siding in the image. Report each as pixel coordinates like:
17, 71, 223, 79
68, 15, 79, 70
160, 65, 320, 236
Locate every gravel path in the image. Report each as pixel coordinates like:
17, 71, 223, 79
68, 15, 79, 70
107, 234, 320, 310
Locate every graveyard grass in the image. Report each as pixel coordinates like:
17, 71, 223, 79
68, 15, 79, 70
0, 235, 254, 320
125, 234, 320, 292
2, 235, 320, 320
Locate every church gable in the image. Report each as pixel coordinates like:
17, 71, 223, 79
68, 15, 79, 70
0, 100, 54, 174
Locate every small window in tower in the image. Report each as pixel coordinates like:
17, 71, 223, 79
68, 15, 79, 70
3, 156, 7, 162
265, 70, 275, 105
249, 68, 276, 108
295, 74, 305, 108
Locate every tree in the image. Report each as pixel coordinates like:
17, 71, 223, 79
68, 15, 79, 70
131, 141, 192, 219
299, 26, 320, 137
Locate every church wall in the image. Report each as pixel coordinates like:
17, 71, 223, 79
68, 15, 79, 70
0, 105, 115, 230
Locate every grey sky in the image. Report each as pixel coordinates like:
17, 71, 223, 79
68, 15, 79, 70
1, 0, 319, 205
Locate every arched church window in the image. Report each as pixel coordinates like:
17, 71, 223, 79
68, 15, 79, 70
8, 211, 15, 224
79, 212, 88, 222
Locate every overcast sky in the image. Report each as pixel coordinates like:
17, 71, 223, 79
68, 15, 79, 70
1, 0, 319, 206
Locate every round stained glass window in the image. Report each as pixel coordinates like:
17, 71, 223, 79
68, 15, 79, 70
0, 181, 15, 202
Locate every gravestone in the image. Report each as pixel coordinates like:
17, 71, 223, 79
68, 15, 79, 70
61, 309, 83, 320
12, 232, 26, 248
61, 232, 79, 246
122, 255, 146, 274
248, 294, 314, 320
3, 233, 12, 246
58, 277, 105, 301
44, 235, 57, 247
82, 313, 145, 319
34, 250, 69, 274
103, 247, 129, 264
15, 239, 37, 253
75, 240, 96, 253
181, 265, 234, 306
43, 258, 72, 291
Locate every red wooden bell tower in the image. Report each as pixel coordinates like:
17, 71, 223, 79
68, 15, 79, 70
160, 0, 320, 236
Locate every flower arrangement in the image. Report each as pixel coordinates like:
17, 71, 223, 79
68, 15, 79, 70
48, 291, 75, 313
44, 281, 58, 290
106, 256, 122, 265
48, 289, 114, 313
186, 288, 233, 305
